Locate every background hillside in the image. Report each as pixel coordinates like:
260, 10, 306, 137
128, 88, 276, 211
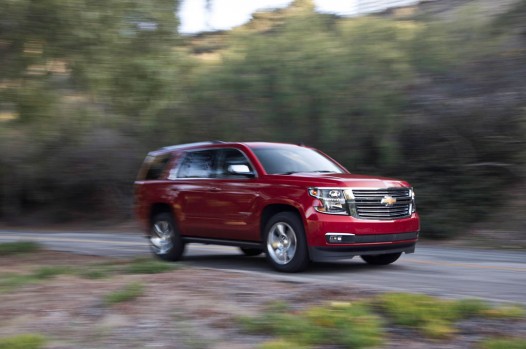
0, 0, 524, 244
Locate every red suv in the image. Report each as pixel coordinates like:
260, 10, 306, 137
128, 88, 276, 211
134, 141, 420, 272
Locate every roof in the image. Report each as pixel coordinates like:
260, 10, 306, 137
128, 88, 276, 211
149, 141, 307, 155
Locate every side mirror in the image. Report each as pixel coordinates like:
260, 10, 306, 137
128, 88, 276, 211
227, 164, 255, 177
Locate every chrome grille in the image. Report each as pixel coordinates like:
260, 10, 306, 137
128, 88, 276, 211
351, 188, 412, 220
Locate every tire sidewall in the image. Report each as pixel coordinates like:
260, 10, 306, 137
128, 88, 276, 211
264, 212, 309, 272
151, 212, 185, 261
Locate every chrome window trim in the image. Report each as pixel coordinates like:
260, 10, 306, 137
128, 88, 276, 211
168, 147, 258, 180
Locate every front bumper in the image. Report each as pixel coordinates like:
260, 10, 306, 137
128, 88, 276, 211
304, 211, 420, 261
309, 240, 417, 261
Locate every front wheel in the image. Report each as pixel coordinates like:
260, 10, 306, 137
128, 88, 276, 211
149, 212, 185, 261
361, 252, 401, 266
264, 212, 309, 273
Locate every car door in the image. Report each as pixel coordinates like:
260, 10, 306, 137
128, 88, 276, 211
209, 148, 262, 241
172, 149, 222, 237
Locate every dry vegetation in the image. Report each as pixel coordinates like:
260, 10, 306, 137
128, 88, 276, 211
0, 246, 524, 349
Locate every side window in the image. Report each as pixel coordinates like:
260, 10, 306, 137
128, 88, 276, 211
137, 154, 172, 180
177, 150, 217, 178
218, 148, 253, 178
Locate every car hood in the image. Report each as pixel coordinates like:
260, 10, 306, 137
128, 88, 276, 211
270, 172, 411, 188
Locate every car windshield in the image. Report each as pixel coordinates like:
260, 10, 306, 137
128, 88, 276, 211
252, 146, 345, 175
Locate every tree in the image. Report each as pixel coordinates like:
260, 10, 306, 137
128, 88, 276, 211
0, 0, 184, 221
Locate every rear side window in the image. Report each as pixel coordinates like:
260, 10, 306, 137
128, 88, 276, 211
177, 150, 217, 178
137, 154, 172, 180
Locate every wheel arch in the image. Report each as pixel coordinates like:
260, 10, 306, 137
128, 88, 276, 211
260, 204, 303, 240
149, 203, 173, 226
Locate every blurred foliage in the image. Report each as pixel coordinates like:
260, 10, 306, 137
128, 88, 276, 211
241, 301, 384, 348
481, 338, 526, 349
0, 334, 46, 349
1, 0, 525, 238
244, 294, 525, 347
124, 257, 181, 274
0, 273, 36, 293
103, 282, 144, 305
376, 293, 525, 339
0, 254, 178, 293
0, 241, 41, 255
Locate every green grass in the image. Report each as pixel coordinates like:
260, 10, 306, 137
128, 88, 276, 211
0, 255, 179, 292
376, 293, 460, 338
77, 264, 116, 279
32, 266, 73, 279
480, 338, 526, 349
0, 273, 37, 293
0, 266, 76, 293
259, 339, 309, 349
0, 334, 46, 349
241, 301, 384, 349
123, 257, 179, 274
103, 283, 145, 305
376, 293, 525, 339
480, 305, 525, 319
242, 295, 525, 347
77, 258, 179, 278
0, 241, 41, 255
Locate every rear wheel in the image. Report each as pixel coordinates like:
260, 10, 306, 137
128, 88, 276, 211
150, 212, 185, 261
361, 252, 401, 265
239, 247, 263, 256
264, 212, 309, 272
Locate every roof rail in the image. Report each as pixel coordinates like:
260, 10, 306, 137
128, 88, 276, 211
160, 141, 224, 152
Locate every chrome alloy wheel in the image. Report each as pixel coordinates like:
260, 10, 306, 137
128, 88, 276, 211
266, 222, 298, 265
150, 219, 174, 255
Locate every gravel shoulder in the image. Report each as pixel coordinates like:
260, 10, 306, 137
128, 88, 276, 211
1, 250, 525, 349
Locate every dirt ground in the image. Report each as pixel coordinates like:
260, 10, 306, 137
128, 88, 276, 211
0, 251, 525, 349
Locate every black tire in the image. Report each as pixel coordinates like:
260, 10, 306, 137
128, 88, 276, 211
263, 212, 309, 273
239, 247, 263, 256
361, 252, 401, 266
149, 212, 185, 261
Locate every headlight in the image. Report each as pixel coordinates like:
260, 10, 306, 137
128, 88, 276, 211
309, 188, 353, 215
410, 189, 416, 213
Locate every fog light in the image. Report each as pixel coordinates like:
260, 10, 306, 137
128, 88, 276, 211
329, 235, 342, 243
326, 233, 355, 244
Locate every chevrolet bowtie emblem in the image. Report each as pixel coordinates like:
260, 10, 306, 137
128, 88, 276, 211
381, 195, 397, 206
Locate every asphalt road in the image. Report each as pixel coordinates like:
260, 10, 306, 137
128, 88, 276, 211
1, 230, 525, 304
